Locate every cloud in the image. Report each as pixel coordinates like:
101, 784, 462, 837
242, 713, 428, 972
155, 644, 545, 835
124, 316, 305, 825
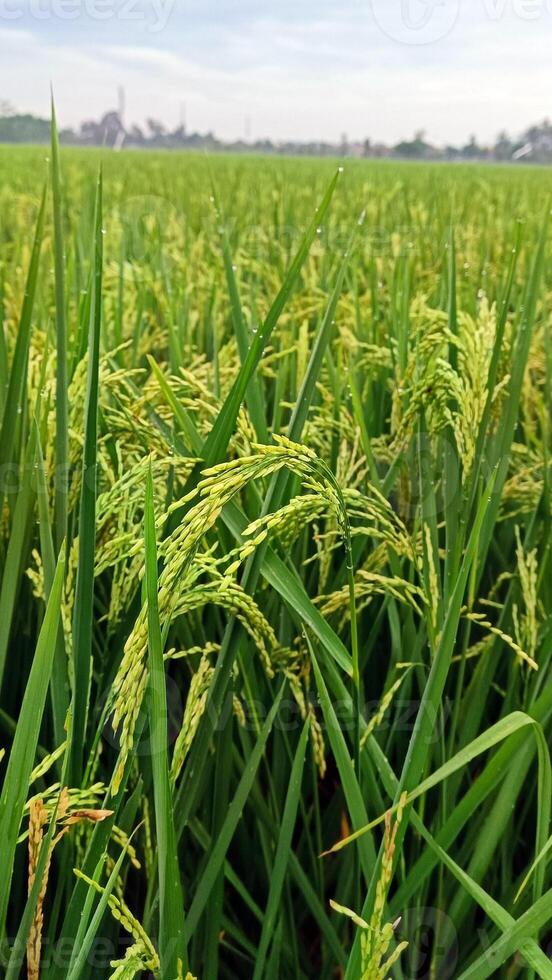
1, 1, 552, 143
0, 25, 35, 44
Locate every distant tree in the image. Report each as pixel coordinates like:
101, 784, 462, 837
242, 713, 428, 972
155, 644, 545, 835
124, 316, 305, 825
146, 118, 166, 143
79, 119, 102, 144
461, 134, 482, 159
520, 119, 552, 161
169, 124, 186, 145
128, 124, 145, 145
0, 113, 50, 143
494, 130, 513, 161
4, 103, 552, 164
393, 131, 434, 159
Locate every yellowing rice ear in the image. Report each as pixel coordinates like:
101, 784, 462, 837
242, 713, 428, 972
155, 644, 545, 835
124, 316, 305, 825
111, 435, 353, 792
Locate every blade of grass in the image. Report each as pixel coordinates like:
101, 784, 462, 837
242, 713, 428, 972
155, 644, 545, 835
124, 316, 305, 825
0, 549, 65, 937
391, 675, 552, 914
183, 683, 285, 942
252, 718, 310, 980
345, 465, 498, 978
418, 818, 552, 977
310, 643, 376, 881
211, 179, 268, 443
65, 832, 139, 980
4, 786, 66, 979
0, 421, 39, 688
457, 889, 552, 980
197, 169, 341, 471
144, 464, 187, 976
325, 712, 550, 852
68, 169, 103, 785
50, 95, 69, 555
4, 740, 72, 979
0, 183, 46, 519
34, 421, 69, 750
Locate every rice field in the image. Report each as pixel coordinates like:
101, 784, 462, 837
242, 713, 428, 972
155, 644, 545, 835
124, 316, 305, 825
1, 122, 552, 979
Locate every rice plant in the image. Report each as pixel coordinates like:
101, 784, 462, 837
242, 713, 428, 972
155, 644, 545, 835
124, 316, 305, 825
0, 115, 552, 979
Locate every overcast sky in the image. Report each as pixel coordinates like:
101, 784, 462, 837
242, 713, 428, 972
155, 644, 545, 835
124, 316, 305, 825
1, 0, 552, 144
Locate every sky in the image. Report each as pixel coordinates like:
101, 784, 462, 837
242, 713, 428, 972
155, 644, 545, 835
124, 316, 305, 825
1, 0, 552, 145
